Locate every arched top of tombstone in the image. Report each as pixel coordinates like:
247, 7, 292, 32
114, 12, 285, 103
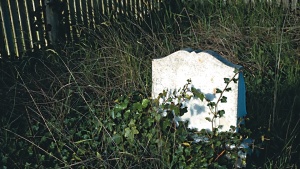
181, 48, 243, 70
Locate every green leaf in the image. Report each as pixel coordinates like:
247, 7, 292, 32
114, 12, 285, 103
142, 99, 150, 108
230, 125, 236, 131
207, 102, 216, 108
234, 68, 239, 73
125, 128, 132, 138
191, 87, 204, 101
205, 117, 212, 122
172, 90, 177, 96
162, 90, 167, 97
184, 94, 192, 100
128, 119, 136, 127
154, 113, 161, 121
131, 126, 139, 135
225, 87, 231, 92
162, 120, 171, 130
133, 102, 143, 112
96, 152, 102, 159
218, 110, 225, 117
50, 142, 55, 149
112, 134, 123, 144
124, 110, 131, 120
124, 126, 139, 142
144, 117, 154, 128
114, 98, 129, 112
116, 111, 122, 118
146, 133, 153, 140
179, 106, 188, 116
220, 96, 227, 103
170, 104, 180, 116
224, 78, 230, 84
216, 88, 222, 93
41, 136, 47, 142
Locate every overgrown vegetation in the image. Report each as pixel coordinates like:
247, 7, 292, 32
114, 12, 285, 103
1, 0, 299, 168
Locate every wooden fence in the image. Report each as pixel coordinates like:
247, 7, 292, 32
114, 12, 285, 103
0, 0, 163, 60
0, 0, 298, 60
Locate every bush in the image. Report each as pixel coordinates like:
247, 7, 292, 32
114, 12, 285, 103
1, 69, 254, 168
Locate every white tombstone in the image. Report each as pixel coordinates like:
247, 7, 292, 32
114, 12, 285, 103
152, 48, 247, 132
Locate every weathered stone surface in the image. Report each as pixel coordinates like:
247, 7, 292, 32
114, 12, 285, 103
152, 49, 247, 132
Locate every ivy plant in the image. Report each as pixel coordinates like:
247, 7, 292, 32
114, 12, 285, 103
105, 70, 253, 168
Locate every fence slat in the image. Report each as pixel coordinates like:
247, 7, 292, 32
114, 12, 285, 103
35, 0, 46, 48
13, 1, 27, 57
25, 0, 38, 51
19, 1, 32, 54
291, 0, 297, 10
93, 0, 101, 25
87, 0, 94, 29
82, 1, 88, 28
2, 1, 16, 57
9, 0, 21, 58
63, 0, 71, 43
0, 1, 8, 59
75, 0, 82, 26
68, 0, 78, 42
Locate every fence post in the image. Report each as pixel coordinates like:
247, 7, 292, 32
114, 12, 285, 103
45, 0, 60, 46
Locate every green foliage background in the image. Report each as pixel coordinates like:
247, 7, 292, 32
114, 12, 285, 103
1, 0, 300, 168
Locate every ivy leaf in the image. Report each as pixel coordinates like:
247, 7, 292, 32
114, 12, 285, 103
128, 119, 136, 127
218, 110, 225, 117
230, 125, 236, 131
191, 87, 204, 101
224, 78, 230, 84
114, 98, 129, 112
170, 104, 180, 116
124, 126, 139, 142
225, 87, 231, 92
112, 134, 123, 144
179, 106, 188, 116
110, 110, 115, 119
205, 117, 212, 122
124, 110, 131, 120
130, 126, 139, 135
72, 153, 82, 161
215, 141, 221, 147
182, 142, 191, 147
146, 133, 153, 140
184, 94, 192, 100
234, 68, 239, 73
221, 96, 227, 103
117, 111, 122, 118
142, 99, 150, 108
162, 120, 171, 130
216, 88, 222, 93
162, 90, 167, 97
207, 102, 216, 108
145, 118, 154, 128
124, 128, 132, 139
154, 113, 161, 121
96, 152, 102, 159
133, 102, 143, 112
